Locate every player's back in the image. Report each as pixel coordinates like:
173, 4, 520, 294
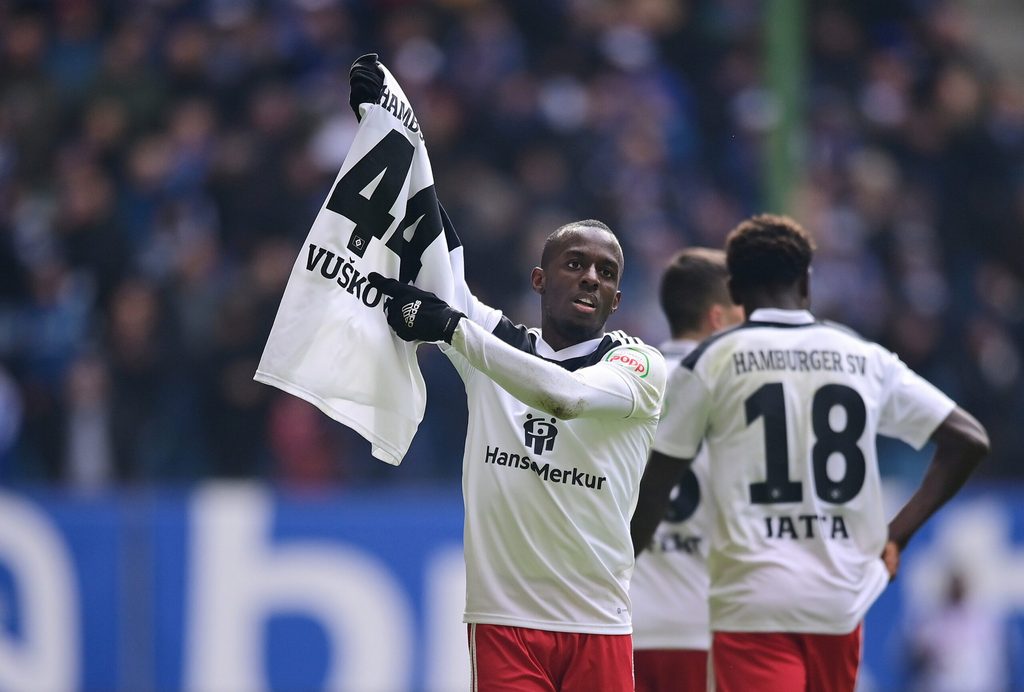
630, 339, 712, 650
673, 308, 951, 634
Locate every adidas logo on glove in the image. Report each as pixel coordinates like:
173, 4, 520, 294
403, 300, 422, 328
367, 273, 464, 344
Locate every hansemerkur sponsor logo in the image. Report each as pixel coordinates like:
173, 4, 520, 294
482, 413, 608, 490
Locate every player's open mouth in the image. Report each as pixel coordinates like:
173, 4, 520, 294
573, 296, 597, 313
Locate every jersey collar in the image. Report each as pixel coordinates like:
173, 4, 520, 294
659, 339, 699, 359
748, 308, 815, 325
534, 333, 606, 361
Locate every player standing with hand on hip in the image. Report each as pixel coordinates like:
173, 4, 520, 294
632, 214, 989, 692
630, 248, 743, 692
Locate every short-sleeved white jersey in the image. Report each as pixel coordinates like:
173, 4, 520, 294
652, 308, 955, 634
631, 339, 711, 650
445, 298, 667, 634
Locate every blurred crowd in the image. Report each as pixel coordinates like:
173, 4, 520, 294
0, 0, 1021, 489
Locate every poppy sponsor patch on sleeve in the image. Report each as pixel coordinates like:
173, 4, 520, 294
604, 347, 651, 378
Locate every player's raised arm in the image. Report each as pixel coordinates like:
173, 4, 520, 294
459, 321, 665, 419
366, 273, 666, 419
884, 406, 989, 577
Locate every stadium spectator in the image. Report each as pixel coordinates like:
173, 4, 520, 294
368, 217, 667, 688
630, 247, 744, 692
632, 214, 989, 691
0, 2, 1019, 485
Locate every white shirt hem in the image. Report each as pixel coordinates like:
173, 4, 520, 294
464, 613, 632, 635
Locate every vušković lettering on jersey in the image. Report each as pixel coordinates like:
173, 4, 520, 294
254, 63, 467, 465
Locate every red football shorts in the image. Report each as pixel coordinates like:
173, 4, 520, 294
634, 648, 708, 692
468, 623, 634, 691
711, 624, 863, 692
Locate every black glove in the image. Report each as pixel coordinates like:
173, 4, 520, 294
349, 53, 385, 121
368, 273, 465, 343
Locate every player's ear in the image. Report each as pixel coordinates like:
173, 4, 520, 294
708, 303, 724, 332
610, 290, 621, 313
799, 269, 811, 303
531, 266, 545, 294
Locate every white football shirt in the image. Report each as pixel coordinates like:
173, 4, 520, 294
445, 298, 667, 634
652, 308, 955, 634
630, 339, 711, 650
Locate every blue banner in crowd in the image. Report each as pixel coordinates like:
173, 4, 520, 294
1, 483, 1023, 691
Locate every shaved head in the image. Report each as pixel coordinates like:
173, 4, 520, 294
531, 220, 623, 350
541, 219, 623, 271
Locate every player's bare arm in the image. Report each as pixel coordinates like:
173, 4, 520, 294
631, 450, 695, 556
884, 406, 989, 578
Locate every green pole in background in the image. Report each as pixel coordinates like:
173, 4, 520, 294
764, 0, 806, 213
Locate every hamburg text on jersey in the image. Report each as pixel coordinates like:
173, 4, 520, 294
652, 308, 955, 634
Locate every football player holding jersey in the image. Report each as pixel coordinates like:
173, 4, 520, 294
632, 214, 988, 692
630, 248, 743, 692
370, 219, 666, 690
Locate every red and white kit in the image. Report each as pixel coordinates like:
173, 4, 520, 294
652, 308, 954, 690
